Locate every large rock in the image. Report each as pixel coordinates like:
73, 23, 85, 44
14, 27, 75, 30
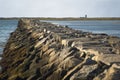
92, 54, 120, 65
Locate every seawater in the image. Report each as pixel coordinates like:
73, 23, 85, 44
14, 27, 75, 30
0, 20, 18, 54
45, 20, 120, 37
0, 20, 120, 54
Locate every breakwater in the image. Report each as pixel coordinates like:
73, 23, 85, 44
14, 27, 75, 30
0, 19, 120, 80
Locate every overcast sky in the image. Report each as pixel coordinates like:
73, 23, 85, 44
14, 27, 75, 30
0, 0, 120, 17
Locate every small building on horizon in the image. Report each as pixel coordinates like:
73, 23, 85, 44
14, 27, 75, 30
80, 14, 88, 18
85, 14, 87, 18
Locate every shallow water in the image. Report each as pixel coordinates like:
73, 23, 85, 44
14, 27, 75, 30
0, 20, 18, 54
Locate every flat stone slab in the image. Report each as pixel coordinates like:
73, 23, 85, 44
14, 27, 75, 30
92, 54, 120, 65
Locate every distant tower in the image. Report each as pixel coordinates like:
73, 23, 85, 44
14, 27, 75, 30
85, 14, 87, 18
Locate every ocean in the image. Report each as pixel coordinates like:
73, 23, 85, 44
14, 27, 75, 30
0, 20, 120, 54
0, 20, 18, 54
45, 20, 120, 37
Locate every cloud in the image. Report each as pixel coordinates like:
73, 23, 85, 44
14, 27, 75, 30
0, 0, 120, 17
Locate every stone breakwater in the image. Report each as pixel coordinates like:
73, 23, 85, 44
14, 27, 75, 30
0, 19, 120, 80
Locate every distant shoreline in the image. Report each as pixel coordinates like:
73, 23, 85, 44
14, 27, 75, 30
0, 17, 120, 20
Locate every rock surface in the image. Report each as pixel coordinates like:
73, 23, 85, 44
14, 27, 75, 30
0, 19, 120, 80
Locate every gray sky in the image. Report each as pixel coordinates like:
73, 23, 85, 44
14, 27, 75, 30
0, 0, 120, 17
